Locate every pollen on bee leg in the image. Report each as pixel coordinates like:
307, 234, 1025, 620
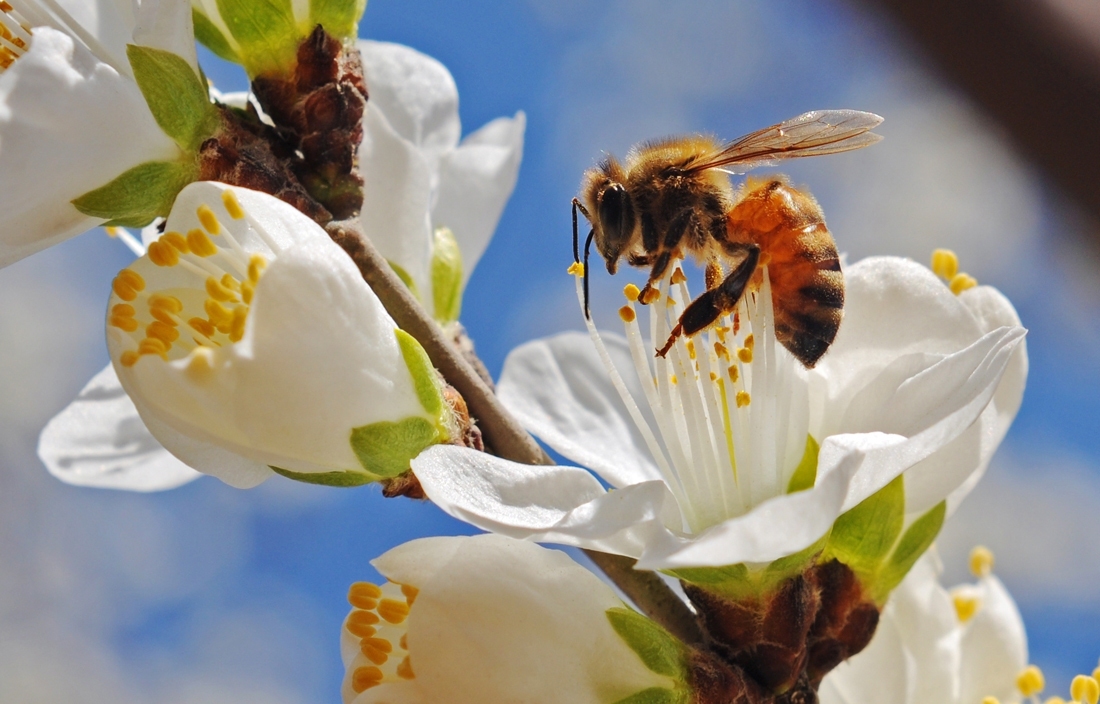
221, 190, 246, 219
931, 248, 959, 279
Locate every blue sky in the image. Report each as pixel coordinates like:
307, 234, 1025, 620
1, 0, 1098, 701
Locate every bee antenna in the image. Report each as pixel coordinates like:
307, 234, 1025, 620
583, 229, 595, 319
572, 198, 580, 263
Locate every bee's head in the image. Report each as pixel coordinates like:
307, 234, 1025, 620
580, 157, 635, 275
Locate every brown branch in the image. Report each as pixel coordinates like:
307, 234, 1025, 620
326, 219, 704, 645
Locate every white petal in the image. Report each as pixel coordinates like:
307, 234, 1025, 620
498, 332, 663, 488
819, 615, 914, 704
957, 575, 1028, 704
131, 0, 198, 72
432, 111, 525, 281
0, 28, 179, 267
37, 363, 200, 491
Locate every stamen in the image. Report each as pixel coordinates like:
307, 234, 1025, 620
736, 390, 751, 408
931, 248, 959, 279
197, 204, 221, 234
111, 269, 145, 301
360, 637, 393, 665
619, 305, 636, 323
1072, 675, 1100, 704
952, 593, 980, 623
351, 666, 383, 693
970, 545, 995, 577
347, 610, 380, 636
1017, 665, 1045, 697
981, 698, 999, 704
624, 283, 641, 302
396, 656, 414, 679
205, 276, 239, 303
221, 190, 246, 219
349, 582, 382, 609
567, 262, 584, 276
950, 272, 978, 295
343, 580, 418, 694
187, 229, 218, 257
377, 599, 410, 624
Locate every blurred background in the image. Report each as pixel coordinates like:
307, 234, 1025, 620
2, 0, 1099, 700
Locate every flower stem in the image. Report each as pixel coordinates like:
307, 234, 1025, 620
326, 218, 703, 646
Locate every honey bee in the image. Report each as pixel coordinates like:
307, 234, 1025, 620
573, 110, 882, 367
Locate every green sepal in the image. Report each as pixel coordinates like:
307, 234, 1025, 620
612, 688, 687, 704
72, 160, 197, 227
215, 0, 300, 76
430, 226, 464, 323
606, 607, 688, 680
193, 8, 241, 63
126, 45, 219, 152
349, 416, 441, 479
872, 500, 946, 603
395, 329, 445, 421
786, 434, 819, 494
271, 465, 379, 486
821, 474, 905, 581
309, 0, 365, 42
388, 261, 421, 301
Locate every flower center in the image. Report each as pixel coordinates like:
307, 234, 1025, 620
108, 190, 273, 375
0, 1, 31, 71
344, 580, 417, 694
573, 259, 809, 534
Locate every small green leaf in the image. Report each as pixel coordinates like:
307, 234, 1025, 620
612, 688, 685, 704
309, 0, 365, 41
822, 475, 905, 579
126, 45, 218, 151
271, 465, 379, 486
606, 607, 688, 680
430, 226, 463, 323
349, 416, 440, 478
873, 500, 946, 603
786, 434, 819, 493
388, 261, 421, 301
72, 160, 196, 227
193, 8, 241, 63
395, 329, 445, 420
215, 0, 300, 76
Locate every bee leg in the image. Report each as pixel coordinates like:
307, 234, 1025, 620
583, 229, 596, 319
638, 251, 674, 306
705, 260, 723, 290
656, 244, 760, 357
571, 198, 592, 263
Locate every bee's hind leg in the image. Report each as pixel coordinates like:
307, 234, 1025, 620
656, 244, 760, 357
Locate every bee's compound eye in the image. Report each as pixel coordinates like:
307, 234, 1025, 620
597, 183, 635, 263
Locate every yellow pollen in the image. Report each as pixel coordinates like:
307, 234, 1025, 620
347, 610, 380, 636
146, 321, 180, 344
112, 269, 146, 301
970, 545, 995, 577
737, 346, 753, 364
686, 339, 696, 359
400, 584, 419, 605
221, 274, 242, 293
349, 582, 382, 609
736, 390, 751, 407
567, 261, 584, 276
147, 240, 179, 267
184, 346, 216, 382
396, 655, 414, 680
105, 226, 121, 238
351, 666, 383, 693
188, 317, 216, 338
953, 594, 980, 623
950, 272, 978, 295
665, 295, 677, 307
248, 254, 267, 284
149, 294, 184, 314
205, 276, 238, 303
111, 303, 136, 318
744, 333, 754, 351
197, 204, 221, 234
221, 190, 246, 219
109, 312, 139, 333
1095, 662, 1100, 682
228, 305, 248, 342
931, 248, 959, 279
640, 286, 660, 305
1072, 675, 1100, 704
360, 637, 393, 665
241, 281, 255, 305
205, 299, 233, 332
187, 228, 217, 257
1045, 698, 1066, 704
728, 365, 739, 383
138, 337, 170, 358
710, 371, 717, 381
1018, 665, 1046, 697
120, 350, 140, 367
378, 598, 410, 624
714, 341, 729, 359
624, 283, 641, 302
670, 375, 678, 385
619, 305, 636, 322
399, 634, 408, 650
671, 267, 687, 284
162, 232, 190, 254
981, 698, 1000, 704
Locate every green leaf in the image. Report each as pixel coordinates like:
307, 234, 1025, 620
786, 434, 819, 493
309, 0, 365, 41
430, 226, 463, 323
822, 474, 905, 579
126, 45, 218, 152
395, 329, 445, 420
71, 160, 196, 227
192, 8, 241, 64
606, 607, 688, 680
349, 416, 440, 478
612, 688, 685, 704
215, 0, 300, 76
388, 260, 421, 301
873, 500, 946, 603
270, 465, 379, 486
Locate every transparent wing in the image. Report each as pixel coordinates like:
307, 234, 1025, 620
686, 110, 883, 174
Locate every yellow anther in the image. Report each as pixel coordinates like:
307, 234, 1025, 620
737, 346, 753, 364
120, 350, 140, 367
346, 610, 380, 636
205, 276, 238, 303
240, 281, 255, 305
360, 637, 393, 665
624, 283, 641, 302
670, 375, 678, 385
744, 334, 754, 351
247, 253, 267, 284
205, 299, 233, 331
640, 287, 660, 305
111, 269, 146, 301
400, 584, 419, 605
710, 371, 717, 381
736, 390, 751, 407
161, 232, 190, 254
714, 341, 729, 360
1044, 697, 1066, 704
931, 248, 959, 280
567, 261, 584, 276
665, 295, 677, 307
981, 697, 1000, 704
146, 321, 180, 344
616, 305, 636, 323
396, 655, 414, 680
229, 305, 248, 343
378, 598, 410, 624
147, 240, 179, 267
186, 228, 217, 257
1072, 675, 1100, 704
1095, 663, 1100, 682
111, 303, 136, 318
1018, 665, 1046, 697
105, 226, 121, 238
138, 337, 169, 358
184, 346, 215, 382
728, 365, 739, 383
686, 339, 696, 359
188, 317, 216, 338
197, 204, 221, 234
220, 274, 242, 293
110, 315, 139, 332
953, 594, 980, 623
221, 189, 245, 219
351, 666, 383, 693
950, 272, 978, 295
149, 294, 183, 314
348, 582, 382, 609
970, 545, 995, 577
671, 267, 687, 284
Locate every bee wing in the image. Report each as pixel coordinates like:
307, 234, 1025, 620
686, 110, 883, 174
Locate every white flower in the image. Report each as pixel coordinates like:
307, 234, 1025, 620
357, 40, 525, 322
820, 547, 1028, 704
40, 181, 455, 489
0, 0, 194, 267
340, 534, 685, 704
413, 256, 1027, 570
